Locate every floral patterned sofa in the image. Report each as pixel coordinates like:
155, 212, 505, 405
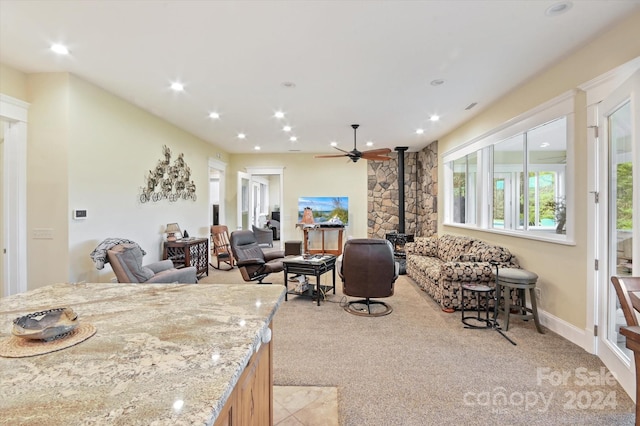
405, 234, 520, 312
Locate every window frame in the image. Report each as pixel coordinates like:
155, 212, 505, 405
442, 90, 576, 245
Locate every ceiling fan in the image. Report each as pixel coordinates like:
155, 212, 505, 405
315, 124, 392, 163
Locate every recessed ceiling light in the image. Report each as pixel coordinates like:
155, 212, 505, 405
290, 136, 297, 142
170, 82, 184, 92
254, 146, 261, 150
237, 133, 246, 139
283, 125, 292, 132
429, 115, 440, 122
416, 129, 424, 135
366, 141, 373, 147
430, 79, 444, 86
50, 44, 69, 55
545, 1, 572, 16
209, 112, 220, 119
274, 111, 285, 119
330, 141, 338, 147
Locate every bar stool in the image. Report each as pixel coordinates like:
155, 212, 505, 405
496, 268, 544, 334
461, 283, 494, 329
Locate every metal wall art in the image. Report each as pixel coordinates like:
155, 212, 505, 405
140, 145, 197, 203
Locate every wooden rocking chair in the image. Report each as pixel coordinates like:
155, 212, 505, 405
210, 225, 235, 270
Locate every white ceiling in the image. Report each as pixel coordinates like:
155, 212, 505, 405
1, 0, 639, 155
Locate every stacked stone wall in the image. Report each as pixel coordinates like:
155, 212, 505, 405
367, 142, 437, 238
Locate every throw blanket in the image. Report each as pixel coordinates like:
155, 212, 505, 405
90, 238, 147, 270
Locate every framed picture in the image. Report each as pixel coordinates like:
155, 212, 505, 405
297, 196, 349, 226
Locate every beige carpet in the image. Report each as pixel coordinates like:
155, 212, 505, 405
201, 266, 635, 425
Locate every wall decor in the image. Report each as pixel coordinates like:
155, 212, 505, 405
139, 145, 197, 203
297, 196, 349, 226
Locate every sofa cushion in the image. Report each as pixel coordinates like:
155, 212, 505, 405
110, 244, 155, 283
410, 237, 438, 257
437, 234, 473, 262
468, 240, 514, 263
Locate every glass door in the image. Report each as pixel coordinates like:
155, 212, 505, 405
597, 69, 639, 399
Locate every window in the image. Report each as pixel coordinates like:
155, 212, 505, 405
452, 152, 477, 225
443, 92, 573, 242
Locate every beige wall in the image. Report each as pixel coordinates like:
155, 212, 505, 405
26, 73, 71, 288
0, 63, 230, 288
0, 63, 28, 100
227, 153, 367, 243
438, 11, 640, 328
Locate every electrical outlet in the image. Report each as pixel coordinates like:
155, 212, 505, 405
535, 287, 541, 300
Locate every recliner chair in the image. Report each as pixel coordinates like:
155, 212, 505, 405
339, 238, 399, 316
107, 243, 198, 283
230, 230, 285, 284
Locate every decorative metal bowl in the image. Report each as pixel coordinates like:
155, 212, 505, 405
12, 307, 78, 341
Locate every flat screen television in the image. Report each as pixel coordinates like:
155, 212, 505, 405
298, 196, 348, 226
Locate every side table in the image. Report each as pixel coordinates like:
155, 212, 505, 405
283, 255, 336, 306
163, 238, 209, 277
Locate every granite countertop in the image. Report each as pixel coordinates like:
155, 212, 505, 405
0, 283, 286, 425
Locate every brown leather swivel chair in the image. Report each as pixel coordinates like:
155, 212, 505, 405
339, 238, 399, 316
230, 230, 285, 284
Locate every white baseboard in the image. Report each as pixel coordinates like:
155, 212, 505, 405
538, 308, 594, 352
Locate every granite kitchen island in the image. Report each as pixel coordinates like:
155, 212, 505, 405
0, 283, 285, 425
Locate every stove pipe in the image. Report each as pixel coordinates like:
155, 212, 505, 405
395, 146, 408, 234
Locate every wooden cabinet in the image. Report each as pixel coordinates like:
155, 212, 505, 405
214, 325, 273, 426
303, 227, 344, 255
163, 238, 209, 277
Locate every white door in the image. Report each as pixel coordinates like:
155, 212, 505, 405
596, 69, 639, 399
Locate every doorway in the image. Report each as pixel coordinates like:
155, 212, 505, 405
1, 94, 28, 296
208, 157, 227, 229
237, 167, 284, 240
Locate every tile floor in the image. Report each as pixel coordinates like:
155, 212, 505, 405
273, 386, 339, 425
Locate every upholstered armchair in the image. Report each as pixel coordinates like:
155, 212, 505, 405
252, 225, 274, 247
268, 219, 281, 241
107, 243, 197, 284
339, 238, 399, 316
230, 230, 285, 284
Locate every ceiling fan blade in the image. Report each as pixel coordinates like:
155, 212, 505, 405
362, 154, 392, 161
362, 148, 392, 156
332, 146, 351, 154
315, 154, 348, 158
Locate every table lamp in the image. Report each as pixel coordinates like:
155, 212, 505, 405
165, 223, 181, 241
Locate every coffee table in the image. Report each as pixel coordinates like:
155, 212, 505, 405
283, 255, 336, 306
